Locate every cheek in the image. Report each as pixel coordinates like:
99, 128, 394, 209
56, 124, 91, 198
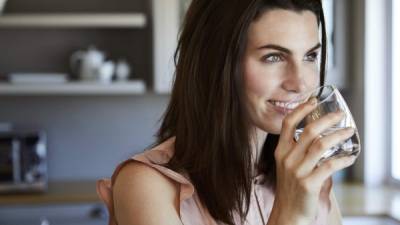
306, 65, 321, 87
306, 72, 320, 90
243, 59, 278, 96
245, 72, 266, 96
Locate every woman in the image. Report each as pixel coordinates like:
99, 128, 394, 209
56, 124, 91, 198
97, 0, 356, 224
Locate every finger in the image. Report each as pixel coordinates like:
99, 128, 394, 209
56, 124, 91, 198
306, 155, 356, 186
297, 127, 355, 175
285, 110, 345, 166
278, 98, 318, 155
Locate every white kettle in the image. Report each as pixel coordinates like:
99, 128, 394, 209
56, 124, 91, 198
71, 46, 106, 81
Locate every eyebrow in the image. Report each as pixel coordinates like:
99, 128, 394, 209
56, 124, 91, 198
257, 43, 322, 55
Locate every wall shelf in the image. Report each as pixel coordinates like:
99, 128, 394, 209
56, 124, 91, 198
0, 13, 147, 28
0, 81, 147, 95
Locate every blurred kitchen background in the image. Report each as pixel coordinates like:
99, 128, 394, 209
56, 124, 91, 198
0, 0, 398, 224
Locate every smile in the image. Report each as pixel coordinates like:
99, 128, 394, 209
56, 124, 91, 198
268, 100, 302, 110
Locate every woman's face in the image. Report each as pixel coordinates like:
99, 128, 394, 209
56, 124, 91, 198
243, 9, 321, 134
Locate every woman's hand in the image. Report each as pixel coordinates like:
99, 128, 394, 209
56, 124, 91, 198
268, 98, 356, 225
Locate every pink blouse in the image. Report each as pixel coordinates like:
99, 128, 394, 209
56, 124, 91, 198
96, 137, 330, 225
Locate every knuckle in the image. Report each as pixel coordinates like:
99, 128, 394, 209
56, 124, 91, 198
324, 160, 336, 171
282, 156, 294, 170
298, 103, 308, 111
304, 123, 319, 137
282, 158, 291, 170
314, 138, 326, 150
303, 126, 318, 138
307, 145, 319, 155
283, 116, 293, 129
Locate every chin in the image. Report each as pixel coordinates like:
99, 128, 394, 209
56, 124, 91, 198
268, 127, 281, 135
259, 123, 282, 135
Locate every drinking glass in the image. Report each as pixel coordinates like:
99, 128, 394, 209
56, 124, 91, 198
284, 85, 361, 162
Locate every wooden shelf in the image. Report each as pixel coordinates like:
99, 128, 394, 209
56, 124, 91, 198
0, 81, 147, 95
0, 13, 147, 28
0, 180, 100, 206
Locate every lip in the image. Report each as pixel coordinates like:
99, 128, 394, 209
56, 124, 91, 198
269, 99, 292, 103
270, 98, 307, 111
267, 101, 293, 115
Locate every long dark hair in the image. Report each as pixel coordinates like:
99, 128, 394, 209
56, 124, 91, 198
155, 0, 327, 224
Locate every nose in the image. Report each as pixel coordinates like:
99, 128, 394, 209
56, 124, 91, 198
281, 63, 307, 93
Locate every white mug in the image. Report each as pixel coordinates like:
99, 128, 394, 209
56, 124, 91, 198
115, 59, 131, 82
98, 61, 115, 84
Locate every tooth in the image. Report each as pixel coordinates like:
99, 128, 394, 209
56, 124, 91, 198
271, 100, 301, 109
290, 102, 299, 109
271, 101, 300, 109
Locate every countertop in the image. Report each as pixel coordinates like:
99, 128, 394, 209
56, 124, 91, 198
0, 180, 99, 206
1, 181, 399, 222
335, 183, 400, 221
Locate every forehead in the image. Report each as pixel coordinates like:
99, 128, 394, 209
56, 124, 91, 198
247, 9, 320, 50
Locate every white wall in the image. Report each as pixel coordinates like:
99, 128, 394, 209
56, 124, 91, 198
363, 0, 391, 186
152, 0, 180, 94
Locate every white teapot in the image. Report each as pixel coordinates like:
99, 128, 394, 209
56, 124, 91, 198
71, 46, 106, 81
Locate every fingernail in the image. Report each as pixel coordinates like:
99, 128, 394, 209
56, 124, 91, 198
347, 127, 355, 134
309, 97, 317, 105
336, 110, 344, 116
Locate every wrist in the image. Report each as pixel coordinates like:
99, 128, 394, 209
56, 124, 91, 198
267, 203, 311, 225
276, 215, 310, 225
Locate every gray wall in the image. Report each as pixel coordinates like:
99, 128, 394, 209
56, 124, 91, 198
0, 0, 164, 181
346, 0, 365, 183
0, 95, 169, 180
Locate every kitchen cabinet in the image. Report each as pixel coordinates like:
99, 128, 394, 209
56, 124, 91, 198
0, 0, 160, 94
0, 204, 107, 225
0, 181, 106, 225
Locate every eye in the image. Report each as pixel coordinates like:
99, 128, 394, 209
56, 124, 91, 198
262, 53, 284, 63
304, 52, 319, 62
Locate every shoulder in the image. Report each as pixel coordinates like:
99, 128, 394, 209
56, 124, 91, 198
113, 161, 180, 205
113, 161, 182, 224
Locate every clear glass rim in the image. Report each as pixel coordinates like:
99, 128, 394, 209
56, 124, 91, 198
287, 84, 337, 106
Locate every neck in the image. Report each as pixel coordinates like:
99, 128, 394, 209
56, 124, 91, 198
250, 127, 268, 174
